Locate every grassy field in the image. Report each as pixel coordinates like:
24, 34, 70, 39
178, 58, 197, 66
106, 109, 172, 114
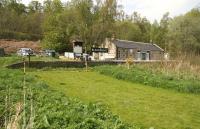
0, 56, 22, 67
33, 70, 200, 129
0, 59, 134, 128
0, 56, 61, 67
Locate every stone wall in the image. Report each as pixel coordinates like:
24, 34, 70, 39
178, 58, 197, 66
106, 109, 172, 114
7, 61, 121, 69
117, 48, 138, 60
150, 51, 164, 60
7, 60, 168, 69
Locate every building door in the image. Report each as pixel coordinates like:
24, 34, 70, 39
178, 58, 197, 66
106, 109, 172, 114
141, 52, 146, 60
146, 52, 150, 60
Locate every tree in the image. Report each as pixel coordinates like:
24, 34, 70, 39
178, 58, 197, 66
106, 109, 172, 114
150, 20, 161, 44
28, 1, 42, 13
160, 12, 171, 49
130, 12, 151, 42
42, 0, 68, 52
0, 0, 200, 56
42, 30, 67, 51
167, 8, 200, 55
115, 20, 142, 41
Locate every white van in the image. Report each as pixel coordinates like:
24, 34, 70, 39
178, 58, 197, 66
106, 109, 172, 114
17, 48, 34, 56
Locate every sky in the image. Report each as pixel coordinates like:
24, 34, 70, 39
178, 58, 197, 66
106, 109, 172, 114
22, 0, 200, 22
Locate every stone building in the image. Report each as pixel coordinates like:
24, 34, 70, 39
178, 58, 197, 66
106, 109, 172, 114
94, 39, 164, 61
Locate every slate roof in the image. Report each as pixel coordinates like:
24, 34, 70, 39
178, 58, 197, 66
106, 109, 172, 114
72, 39, 84, 43
114, 39, 164, 51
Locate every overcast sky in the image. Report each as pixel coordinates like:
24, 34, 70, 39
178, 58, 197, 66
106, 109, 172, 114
22, 0, 200, 22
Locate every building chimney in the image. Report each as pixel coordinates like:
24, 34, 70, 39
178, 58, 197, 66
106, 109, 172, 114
111, 34, 116, 41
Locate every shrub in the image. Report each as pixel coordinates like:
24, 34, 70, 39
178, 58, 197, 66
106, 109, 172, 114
94, 65, 200, 94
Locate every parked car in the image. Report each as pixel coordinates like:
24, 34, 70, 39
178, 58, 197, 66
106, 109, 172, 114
41, 49, 56, 57
17, 48, 34, 56
81, 53, 92, 61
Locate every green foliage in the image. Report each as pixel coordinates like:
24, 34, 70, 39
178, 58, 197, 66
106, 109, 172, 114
115, 20, 142, 42
28, 1, 42, 13
0, 0, 200, 56
94, 65, 200, 94
167, 8, 200, 55
42, 30, 68, 52
0, 0, 43, 41
42, 0, 119, 52
33, 90, 133, 129
150, 12, 171, 49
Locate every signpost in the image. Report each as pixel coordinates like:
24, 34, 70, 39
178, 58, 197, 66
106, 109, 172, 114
91, 48, 108, 53
84, 46, 88, 71
27, 49, 32, 67
73, 40, 83, 59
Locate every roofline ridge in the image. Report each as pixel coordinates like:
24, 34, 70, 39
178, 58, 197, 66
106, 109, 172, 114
153, 44, 164, 51
116, 39, 153, 45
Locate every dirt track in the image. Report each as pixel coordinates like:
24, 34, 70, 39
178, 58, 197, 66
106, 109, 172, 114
0, 39, 41, 54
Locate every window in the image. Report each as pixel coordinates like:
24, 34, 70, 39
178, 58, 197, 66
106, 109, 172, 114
118, 50, 121, 59
146, 51, 150, 60
137, 50, 141, 60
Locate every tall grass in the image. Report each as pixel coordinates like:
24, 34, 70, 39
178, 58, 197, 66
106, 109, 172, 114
94, 62, 200, 94
171, 53, 200, 65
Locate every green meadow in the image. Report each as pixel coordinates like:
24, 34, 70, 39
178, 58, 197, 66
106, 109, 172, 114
33, 70, 200, 129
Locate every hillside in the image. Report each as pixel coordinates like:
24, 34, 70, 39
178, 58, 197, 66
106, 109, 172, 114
0, 39, 41, 54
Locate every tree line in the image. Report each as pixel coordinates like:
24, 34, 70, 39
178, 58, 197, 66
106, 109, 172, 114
0, 0, 200, 55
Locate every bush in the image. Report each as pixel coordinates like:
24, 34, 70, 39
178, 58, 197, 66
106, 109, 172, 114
94, 65, 200, 94
42, 30, 68, 52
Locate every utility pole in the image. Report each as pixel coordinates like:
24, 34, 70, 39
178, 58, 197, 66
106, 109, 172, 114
22, 58, 26, 129
84, 23, 88, 72
85, 46, 88, 71
28, 49, 31, 68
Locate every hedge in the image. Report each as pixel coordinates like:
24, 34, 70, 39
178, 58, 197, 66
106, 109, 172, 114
7, 61, 122, 69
